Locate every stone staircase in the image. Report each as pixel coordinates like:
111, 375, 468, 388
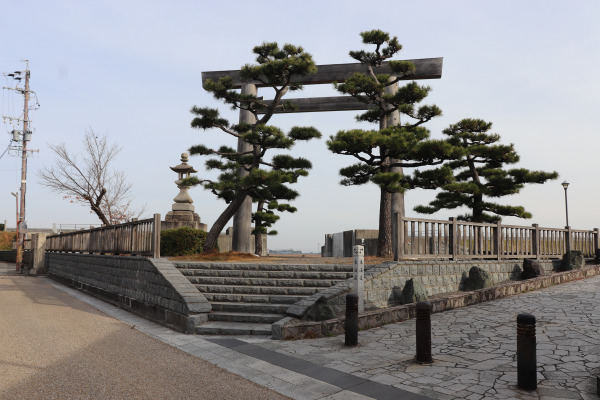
175, 262, 354, 335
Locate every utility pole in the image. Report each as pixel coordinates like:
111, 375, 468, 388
3, 61, 33, 273
16, 65, 31, 273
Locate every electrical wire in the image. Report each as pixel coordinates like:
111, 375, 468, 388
0, 142, 10, 160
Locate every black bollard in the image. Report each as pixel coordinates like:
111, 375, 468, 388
517, 313, 537, 391
415, 302, 433, 364
345, 294, 358, 346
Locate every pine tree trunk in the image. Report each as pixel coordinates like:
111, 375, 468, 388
472, 193, 484, 223
255, 231, 263, 256
377, 187, 393, 258
254, 200, 264, 256
204, 193, 249, 251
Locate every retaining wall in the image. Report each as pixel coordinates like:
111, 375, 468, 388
0, 250, 16, 262
285, 259, 559, 323
362, 259, 558, 308
0, 250, 31, 264
275, 263, 600, 340
46, 253, 211, 332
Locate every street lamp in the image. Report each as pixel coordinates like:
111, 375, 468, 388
561, 181, 569, 227
11, 192, 19, 271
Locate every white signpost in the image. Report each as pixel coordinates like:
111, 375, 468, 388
353, 245, 365, 313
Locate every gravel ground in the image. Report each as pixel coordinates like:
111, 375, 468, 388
0, 272, 290, 400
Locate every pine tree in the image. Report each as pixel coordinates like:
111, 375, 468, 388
188, 42, 321, 251
327, 30, 458, 257
414, 118, 558, 223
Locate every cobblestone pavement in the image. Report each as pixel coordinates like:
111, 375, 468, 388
261, 275, 600, 399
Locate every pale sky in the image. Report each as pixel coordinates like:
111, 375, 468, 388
1, 0, 599, 252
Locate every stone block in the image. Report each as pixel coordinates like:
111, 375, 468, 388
304, 296, 335, 321
561, 251, 585, 271
521, 259, 544, 280
462, 266, 494, 291
393, 278, 428, 305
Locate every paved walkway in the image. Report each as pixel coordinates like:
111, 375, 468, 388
0, 263, 289, 400
263, 276, 600, 399
2, 261, 600, 399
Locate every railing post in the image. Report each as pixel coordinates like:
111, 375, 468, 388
449, 217, 457, 261
130, 223, 135, 255
496, 221, 502, 260
531, 224, 540, 260
594, 228, 599, 264
395, 213, 404, 261
153, 213, 161, 258
99, 227, 104, 255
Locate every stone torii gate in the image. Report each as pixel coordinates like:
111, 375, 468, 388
201, 57, 443, 254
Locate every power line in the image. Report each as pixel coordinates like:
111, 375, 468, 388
0, 142, 9, 160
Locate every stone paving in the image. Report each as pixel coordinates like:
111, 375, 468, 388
261, 275, 600, 399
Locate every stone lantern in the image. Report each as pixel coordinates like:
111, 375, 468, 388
163, 153, 206, 230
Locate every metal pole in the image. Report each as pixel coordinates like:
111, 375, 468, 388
563, 186, 569, 228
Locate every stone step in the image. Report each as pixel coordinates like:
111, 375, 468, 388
202, 292, 305, 304
195, 284, 322, 296
194, 321, 272, 336
210, 302, 289, 314
187, 276, 344, 288
208, 311, 285, 324
175, 262, 354, 272
178, 268, 353, 280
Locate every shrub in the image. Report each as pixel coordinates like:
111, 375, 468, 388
160, 227, 208, 256
0, 232, 16, 251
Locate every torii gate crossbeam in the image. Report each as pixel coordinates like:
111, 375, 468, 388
200, 57, 443, 254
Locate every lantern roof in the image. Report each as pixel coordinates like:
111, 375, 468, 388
170, 152, 197, 174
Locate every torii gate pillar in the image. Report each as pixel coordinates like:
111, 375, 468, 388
231, 83, 256, 253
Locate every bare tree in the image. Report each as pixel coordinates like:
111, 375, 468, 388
38, 129, 145, 225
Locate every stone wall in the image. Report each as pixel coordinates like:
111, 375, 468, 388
274, 263, 600, 340
46, 253, 211, 332
362, 259, 557, 309
285, 259, 560, 322
322, 229, 379, 257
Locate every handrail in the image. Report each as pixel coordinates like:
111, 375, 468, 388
395, 214, 598, 261
45, 214, 161, 258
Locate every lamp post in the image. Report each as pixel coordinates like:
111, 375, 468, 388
11, 192, 19, 271
562, 181, 569, 227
